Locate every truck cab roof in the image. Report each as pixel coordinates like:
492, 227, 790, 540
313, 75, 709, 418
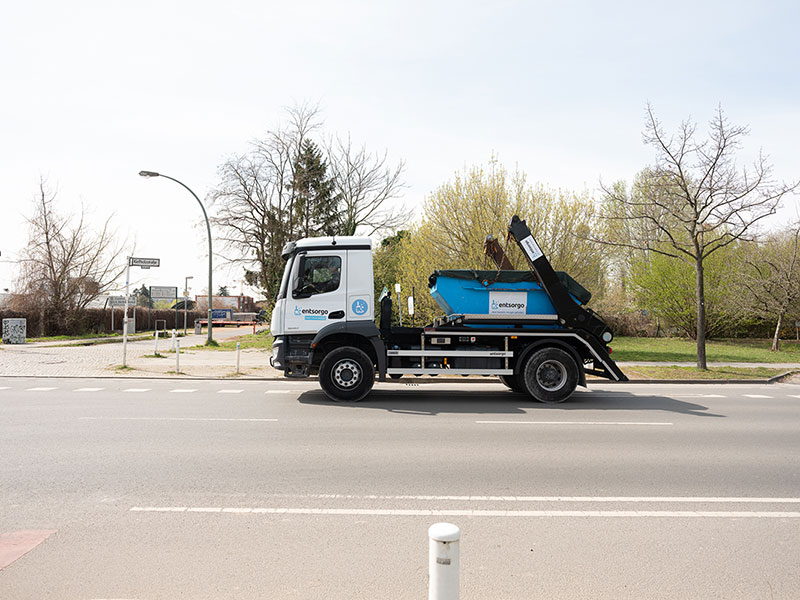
281, 236, 372, 259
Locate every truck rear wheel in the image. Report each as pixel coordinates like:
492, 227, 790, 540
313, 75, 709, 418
319, 346, 375, 402
521, 347, 579, 403
498, 374, 525, 393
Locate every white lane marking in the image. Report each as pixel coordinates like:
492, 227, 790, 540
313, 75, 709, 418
744, 394, 772, 398
269, 494, 800, 504
170, 389, 197, 393
0, 386, 11, 390
186, 507, 222, 513
670, 394, 726, 398
80, 417, 277, 422
476, 421, 673, 426
123, 388, 150, 393
129, 506, 800, 518
264, 390, 300, 394
75, 387, 104, 392
217, 389, 243, 394
26, 387, 57, 391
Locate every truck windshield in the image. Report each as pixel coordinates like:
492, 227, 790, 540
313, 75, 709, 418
277, 256, 294, 301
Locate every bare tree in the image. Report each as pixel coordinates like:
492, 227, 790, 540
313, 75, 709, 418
210, 103, 320, 303
15, 179, 127, 335
326, 135, 409, 236
600, 105, 798, 368
210, 103, 409, 305
738, 225, 800, 351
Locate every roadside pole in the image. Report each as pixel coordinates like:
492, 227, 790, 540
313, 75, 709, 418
122, 259, 130, 367
236, 342, 241, 374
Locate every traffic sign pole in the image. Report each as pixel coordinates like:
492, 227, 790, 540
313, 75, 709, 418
123, 259, 130, 367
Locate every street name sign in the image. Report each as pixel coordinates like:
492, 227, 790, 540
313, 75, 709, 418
129, 257, 160, 268
109, 295, 136, 307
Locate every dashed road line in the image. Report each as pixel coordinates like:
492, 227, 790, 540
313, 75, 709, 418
0, 386, 11, 390
80, 417, 277, 422
476, 420, 673, 426
744, 394, 772, 399
25, 387, 57, 392
217, 389, 243, 394
74, 387, 104, 392
169, 389, 197, 393
122, 388, 150, 393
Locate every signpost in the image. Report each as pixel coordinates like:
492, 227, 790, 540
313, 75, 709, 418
129, 257, 160, 268
123, 257, 160, 367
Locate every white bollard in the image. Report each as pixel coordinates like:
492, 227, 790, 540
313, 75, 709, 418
176, 339, 180, 373
429, 523, 460, 600
236, 342, 241, 374
171, 329, 176, 352
154, 329, 159, 355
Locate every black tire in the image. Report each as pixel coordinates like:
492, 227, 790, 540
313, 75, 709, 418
498, 374, 525, 393
319, 346, 375, 402
521, 347, 579, 403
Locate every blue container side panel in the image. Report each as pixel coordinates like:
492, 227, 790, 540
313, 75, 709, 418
430, 276, 563, 316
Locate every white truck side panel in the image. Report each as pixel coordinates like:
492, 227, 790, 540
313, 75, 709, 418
346, 248, 374, 321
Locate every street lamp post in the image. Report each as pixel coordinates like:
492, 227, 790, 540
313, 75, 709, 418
138, 171, 214, 345
183, 275, 193, 335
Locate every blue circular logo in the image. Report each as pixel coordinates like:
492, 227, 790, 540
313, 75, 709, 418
351, 299, 369, 315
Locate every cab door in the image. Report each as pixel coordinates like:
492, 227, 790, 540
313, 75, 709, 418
285, 250, 347, 334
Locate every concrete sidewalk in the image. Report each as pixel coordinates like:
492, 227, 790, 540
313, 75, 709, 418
0, 326, 276, 379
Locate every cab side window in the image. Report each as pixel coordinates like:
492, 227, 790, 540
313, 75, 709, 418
295, 256, 341, 297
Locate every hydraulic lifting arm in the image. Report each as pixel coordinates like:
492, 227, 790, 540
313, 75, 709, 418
507, 215, 628, 382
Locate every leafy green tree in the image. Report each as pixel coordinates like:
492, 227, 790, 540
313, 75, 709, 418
629, 242, 747, 339
217, 285, 229, 296
396, 159, 607, 325
737, 225, 800, 350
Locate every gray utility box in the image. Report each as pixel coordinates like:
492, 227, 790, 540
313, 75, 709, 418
2, 318, 27, 344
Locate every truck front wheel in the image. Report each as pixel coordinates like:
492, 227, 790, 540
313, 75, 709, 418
319, 346, 375, 402
521, 347, 579, 403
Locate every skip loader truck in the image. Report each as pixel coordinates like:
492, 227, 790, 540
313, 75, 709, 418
270, 215, 627, 402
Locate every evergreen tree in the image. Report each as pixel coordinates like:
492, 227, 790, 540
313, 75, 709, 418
292, 140, 338, 238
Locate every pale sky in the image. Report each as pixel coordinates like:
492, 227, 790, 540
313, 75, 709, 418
1, 0, 798, 298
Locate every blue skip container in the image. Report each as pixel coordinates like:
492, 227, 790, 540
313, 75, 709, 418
427, 270, 590, 319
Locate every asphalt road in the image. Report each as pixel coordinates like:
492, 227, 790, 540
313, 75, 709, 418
1, 377, 799, 599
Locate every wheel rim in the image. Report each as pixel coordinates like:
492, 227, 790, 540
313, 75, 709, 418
332, 359, 361, 389
536, 360, 567, 392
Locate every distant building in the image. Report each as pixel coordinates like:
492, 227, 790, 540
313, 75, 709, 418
195, 294, 256, 313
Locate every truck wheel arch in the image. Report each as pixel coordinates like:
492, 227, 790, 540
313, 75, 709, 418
514, 339, 586, 388
310, 321, 386, 379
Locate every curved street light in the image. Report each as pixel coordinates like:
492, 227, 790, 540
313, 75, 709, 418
138, 171, 214, 345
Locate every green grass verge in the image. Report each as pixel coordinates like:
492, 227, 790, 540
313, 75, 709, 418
610, 337, 800, 363
194, 331, 273, 351
622, 365, 790, 380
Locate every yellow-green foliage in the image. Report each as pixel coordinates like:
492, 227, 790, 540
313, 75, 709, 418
384, 160, 606, 325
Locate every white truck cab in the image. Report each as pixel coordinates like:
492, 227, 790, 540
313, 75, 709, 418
270, 236, 383, 380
